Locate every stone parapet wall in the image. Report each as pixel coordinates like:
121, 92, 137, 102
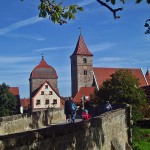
0, 107, 132, 150
0, 108, 65, 135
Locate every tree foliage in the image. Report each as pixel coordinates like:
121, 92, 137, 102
20, 0, 150, 33
38, 0, 83, 25
0, 83, 17, 117
91, 69, 147, 121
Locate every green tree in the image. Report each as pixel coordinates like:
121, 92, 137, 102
21, 1, 150, 27
0, 83, 17, 117
92, 69, 147, 122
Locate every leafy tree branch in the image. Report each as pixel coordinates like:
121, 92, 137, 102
21, 0, 150, 33
38, 0, 83, 25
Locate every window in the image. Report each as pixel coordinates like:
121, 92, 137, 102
41, 91, 44, 95
84, 70, 87, 75
45, 85, 48, 89
49, 91, 53, 95
36, 100, 41, 105
83, 58, 87, 63
53, 99, 57, 104
45, 99, 49, 105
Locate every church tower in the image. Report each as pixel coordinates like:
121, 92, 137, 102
70, 34, 93, 97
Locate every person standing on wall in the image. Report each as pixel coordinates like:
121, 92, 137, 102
64, 97, 77, 123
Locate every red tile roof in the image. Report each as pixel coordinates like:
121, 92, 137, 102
31, 58, 58, 79
70, 34, 93, 57
93, 67, 148, 87
73, 87, 96, 104
20, 98, 30, 109
35, 57, 51, 68
9, 87, 19, 96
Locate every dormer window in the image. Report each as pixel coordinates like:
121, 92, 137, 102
83, 58, 87, 63
84, 70, 87, 75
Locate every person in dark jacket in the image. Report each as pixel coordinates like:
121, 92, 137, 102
64, 97, 77, 123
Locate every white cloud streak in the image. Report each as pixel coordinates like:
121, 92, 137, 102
34, 46, 74, 52
0, 16, 44, 35
96, 57, 126, 63
78, 0, 96, 7
89, 43, 116, 53
6, 33, 46, 41
0, 56, 38, 64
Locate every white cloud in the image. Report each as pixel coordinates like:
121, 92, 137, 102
34, 46, 74, 52
96, 57, 126, 63
0, 16, 44, 35
89, 43, 116, 53
6, 33, 46, 41
0, 56, 38, 64
78, 0, 96, 7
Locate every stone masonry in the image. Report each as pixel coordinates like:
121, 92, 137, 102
0, 107, 132, 150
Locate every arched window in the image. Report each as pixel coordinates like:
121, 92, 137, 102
84, 70, 87, 75
83, 58, 87, 63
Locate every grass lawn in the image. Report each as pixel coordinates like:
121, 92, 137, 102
133, 128, 150, 150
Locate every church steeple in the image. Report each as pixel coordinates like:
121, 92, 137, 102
70, 34, 93, 57
70, 34, 93, 97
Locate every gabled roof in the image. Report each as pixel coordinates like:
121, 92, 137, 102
20, 98, 30, 109
73, 87, 96, 104
30, 57, 58, 79
93, 67, 148, 88
9, 87, 19, 96
32, 80, 60, 99
32, 81, 64, 107
9, 87, 20, 102
70, 34, 93, 57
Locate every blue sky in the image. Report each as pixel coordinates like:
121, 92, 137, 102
0, 0, 150, 98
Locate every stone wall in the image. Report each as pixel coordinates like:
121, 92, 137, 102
0, 108, 65, 135
0, 107, 132, 150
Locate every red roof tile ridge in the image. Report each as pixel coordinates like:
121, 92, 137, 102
9, 87, 19, 95
93, 67, 142, 70
71, 34, 93, 57
35, 58, 53, 69
73, 86, 96, 103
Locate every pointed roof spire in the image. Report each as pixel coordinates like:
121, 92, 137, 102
36, 57, 50, 68
71, 34, 93, 57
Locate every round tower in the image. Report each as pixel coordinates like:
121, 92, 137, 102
29, 57, 59, 98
